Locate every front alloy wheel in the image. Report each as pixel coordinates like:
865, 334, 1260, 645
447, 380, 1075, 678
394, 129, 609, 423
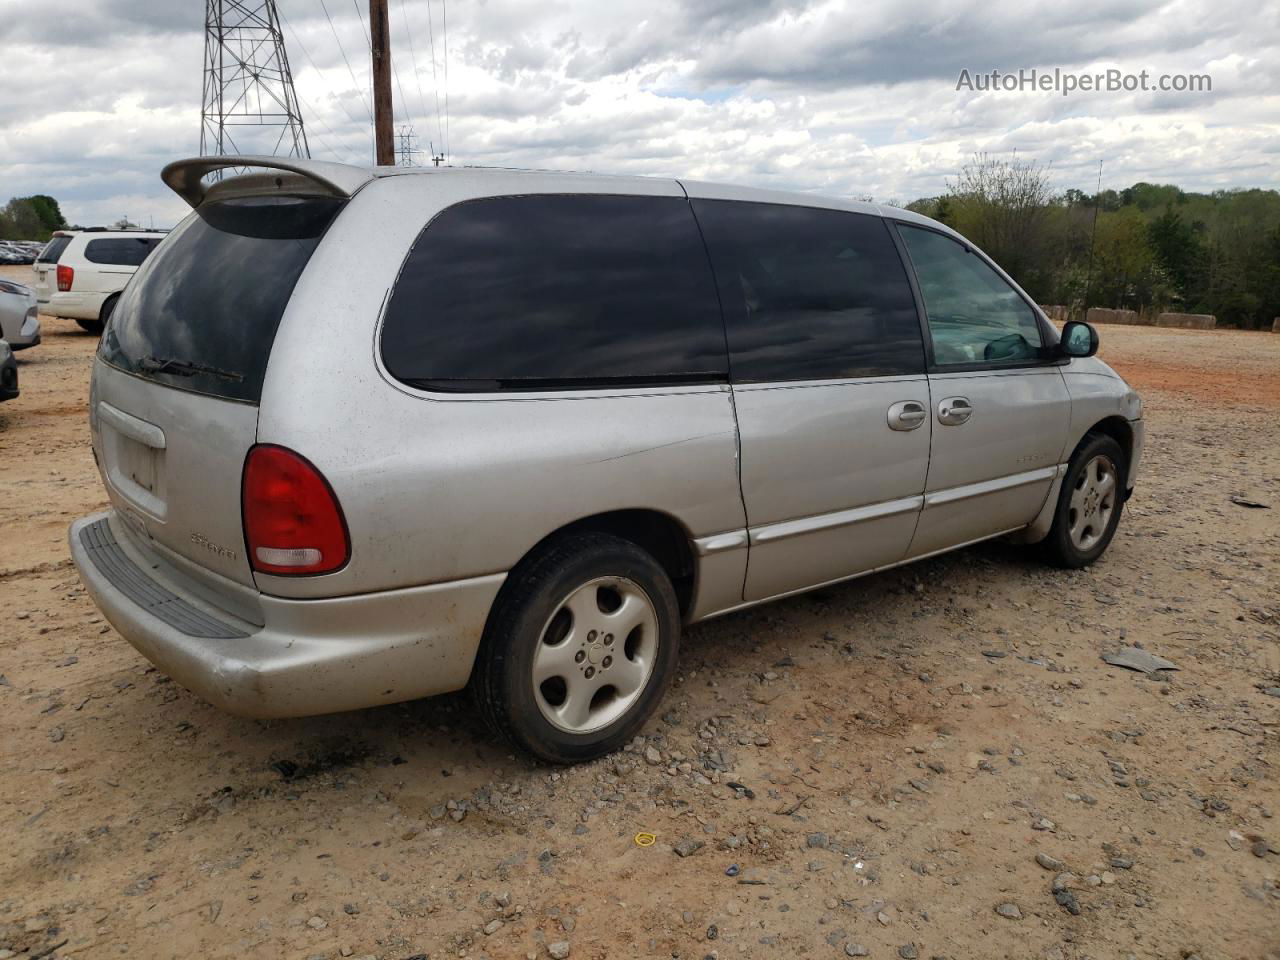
1067, 454, 1118, 552
1041, 432, 1126, 568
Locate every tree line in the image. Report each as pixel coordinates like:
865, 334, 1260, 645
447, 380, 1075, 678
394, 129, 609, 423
0, 195, 68, 241
906, 155, 1280, 329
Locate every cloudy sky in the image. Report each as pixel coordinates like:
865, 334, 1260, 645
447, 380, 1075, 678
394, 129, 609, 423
0, 0, 1276, 228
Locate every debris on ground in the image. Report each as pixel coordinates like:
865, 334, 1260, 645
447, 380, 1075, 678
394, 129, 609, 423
1101, 646, 1180, 674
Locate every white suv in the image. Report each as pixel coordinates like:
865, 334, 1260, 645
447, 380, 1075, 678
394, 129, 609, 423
34, 229, 166, 333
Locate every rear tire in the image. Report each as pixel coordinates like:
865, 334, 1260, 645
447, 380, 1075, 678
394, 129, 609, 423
1039, 433, 1126, 568
471, 533, 681, 764
75, 317, 104, 335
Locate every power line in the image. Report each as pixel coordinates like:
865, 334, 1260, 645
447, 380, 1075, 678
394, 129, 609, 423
351, 0, 373, 54
400, 0, 434, 153
292, 85, 358, 164
442, 0, 449, 159
278, 5, 366, 133
423, 0, 445, 155
318, 0, 374, 124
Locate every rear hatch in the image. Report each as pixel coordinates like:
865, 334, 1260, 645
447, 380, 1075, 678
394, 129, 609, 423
33, 233, 72, 303
91, 195, 343, 589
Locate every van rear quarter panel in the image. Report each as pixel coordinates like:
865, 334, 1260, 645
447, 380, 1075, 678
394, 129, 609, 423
256, 172, 748, 601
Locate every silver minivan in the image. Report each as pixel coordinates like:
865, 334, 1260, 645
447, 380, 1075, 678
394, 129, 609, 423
70, 156, 1144, 762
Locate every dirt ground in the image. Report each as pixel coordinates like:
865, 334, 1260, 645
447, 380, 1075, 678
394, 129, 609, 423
1, 263, 1277, 960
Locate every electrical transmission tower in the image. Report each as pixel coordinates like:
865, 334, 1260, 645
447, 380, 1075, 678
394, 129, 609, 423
201, 0, 309, 160
396, 125, 419, 167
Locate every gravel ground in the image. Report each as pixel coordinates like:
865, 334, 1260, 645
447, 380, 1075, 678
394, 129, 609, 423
2, 268, 1277, 960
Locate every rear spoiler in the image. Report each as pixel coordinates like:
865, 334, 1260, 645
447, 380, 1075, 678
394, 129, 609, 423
161, 156, 374, 209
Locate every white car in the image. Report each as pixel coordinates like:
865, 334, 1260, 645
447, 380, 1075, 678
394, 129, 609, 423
34, 230, 165, 333
0, 277, 41, 349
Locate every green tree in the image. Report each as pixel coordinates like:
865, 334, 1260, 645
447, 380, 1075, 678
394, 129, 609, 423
1147, 207, 1204, 303
0, 198, 44, 240
944, 153, 1057, 300
1087, 208, 1171, 310
24, 195, 67, 233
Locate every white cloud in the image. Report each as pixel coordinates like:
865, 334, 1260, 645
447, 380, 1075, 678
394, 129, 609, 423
0, 0, 1275, 228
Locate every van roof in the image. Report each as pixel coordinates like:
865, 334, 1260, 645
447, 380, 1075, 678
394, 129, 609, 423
160, 155, 942, 231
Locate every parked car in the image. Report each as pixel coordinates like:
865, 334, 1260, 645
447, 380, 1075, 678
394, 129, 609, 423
0, 277, 40, 350
0, 339, 17, 402
0, 241, 38, 264
33, 229, 165, 334
70, 156, 1145, 763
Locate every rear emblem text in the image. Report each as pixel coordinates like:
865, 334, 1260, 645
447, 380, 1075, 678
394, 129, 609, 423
191, 533, 237, 562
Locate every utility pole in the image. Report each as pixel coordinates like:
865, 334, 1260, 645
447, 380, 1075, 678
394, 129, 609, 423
369, 0, 394, 165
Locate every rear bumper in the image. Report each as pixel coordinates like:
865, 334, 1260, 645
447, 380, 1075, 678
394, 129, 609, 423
69, 511, 505, 718
43, 291, 104, 321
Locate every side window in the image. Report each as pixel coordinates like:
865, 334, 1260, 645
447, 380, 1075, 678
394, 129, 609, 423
897, 225, 1043, 366
84, 237, 162, 267
380, 194, 728, 390
692, 200, 925, 382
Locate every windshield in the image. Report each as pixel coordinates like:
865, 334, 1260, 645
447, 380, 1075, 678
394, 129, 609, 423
99, 195, 342, 403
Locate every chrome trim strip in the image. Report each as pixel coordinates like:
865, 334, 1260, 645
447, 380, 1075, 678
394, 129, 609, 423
750, 495, 924, 546
97, 401, 166, 449
697, 525, 1026, 622
692, 530, 749, 556
925, 466, 1057, 508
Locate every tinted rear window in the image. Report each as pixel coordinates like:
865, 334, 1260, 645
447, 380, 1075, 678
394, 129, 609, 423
84, 237, 163, 266
37, 236, 72, 263
380, 194, 728, 391
99, 196, 342, 403
692, 200, 925, 381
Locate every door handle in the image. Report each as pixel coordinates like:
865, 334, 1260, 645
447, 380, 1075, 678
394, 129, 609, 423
937, 396, 973, 425
887, 400, 927, 431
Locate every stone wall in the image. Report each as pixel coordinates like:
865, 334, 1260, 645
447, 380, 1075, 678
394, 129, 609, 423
1040, 305, 1069, 322
1156, 312, 1217, 330
1086, 307, 1151, 326
1272, 317, 1280, 333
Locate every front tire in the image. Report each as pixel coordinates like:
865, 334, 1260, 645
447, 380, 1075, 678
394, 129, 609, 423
472, 533, 681, 763
1040, 433, 1126, 568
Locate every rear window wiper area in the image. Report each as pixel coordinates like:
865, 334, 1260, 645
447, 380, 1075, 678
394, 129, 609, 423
138, 355, 245, 383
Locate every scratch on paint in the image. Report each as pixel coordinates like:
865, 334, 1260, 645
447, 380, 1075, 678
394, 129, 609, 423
591, 432, 730, 464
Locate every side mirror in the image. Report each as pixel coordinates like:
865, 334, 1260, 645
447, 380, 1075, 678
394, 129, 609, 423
1059, 320, 1099, 358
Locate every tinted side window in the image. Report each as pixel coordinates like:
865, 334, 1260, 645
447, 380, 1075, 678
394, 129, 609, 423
84, 237, 162, 266
381, 195, 728, 391
897, 225, 1043, 366
692, 200, 925, 382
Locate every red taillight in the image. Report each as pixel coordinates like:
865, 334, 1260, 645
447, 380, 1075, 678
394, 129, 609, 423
56, 264, 74, 291
242, 445, 349, 576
